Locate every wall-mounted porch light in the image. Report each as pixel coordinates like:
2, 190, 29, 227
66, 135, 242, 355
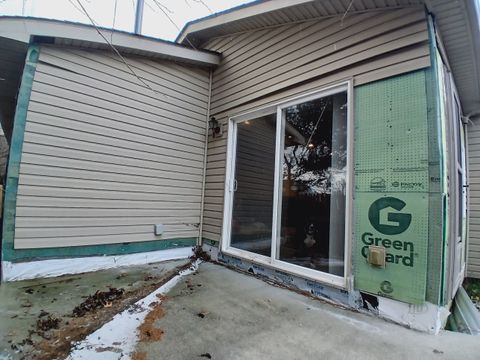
209, 116, 221, 138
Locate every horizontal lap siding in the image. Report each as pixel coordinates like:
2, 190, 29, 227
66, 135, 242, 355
201, 8, 430, 242
232, 118, 276, 230
468, 119, 480, 278
15, 46, 209, 249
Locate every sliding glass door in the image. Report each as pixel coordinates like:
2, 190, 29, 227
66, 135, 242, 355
223, 83, 351, 286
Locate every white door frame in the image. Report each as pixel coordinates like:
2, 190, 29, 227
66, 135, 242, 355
443, 67, 467, 298
220, 81, 353, 289
450, 79, 467, 294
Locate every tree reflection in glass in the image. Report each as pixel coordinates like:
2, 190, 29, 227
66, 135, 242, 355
279, 92, 347, 276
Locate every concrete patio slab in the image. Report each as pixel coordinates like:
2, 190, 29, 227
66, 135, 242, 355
133, 262, 480, 360
0, 259, 190, 360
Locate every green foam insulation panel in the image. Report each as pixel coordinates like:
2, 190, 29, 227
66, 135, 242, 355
353, 70, 431, 304
353, 14, 449, 305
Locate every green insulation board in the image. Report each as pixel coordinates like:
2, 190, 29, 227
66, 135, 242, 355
353, 70, 430, 304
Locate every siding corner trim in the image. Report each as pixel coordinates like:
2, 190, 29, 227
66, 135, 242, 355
2, 45, 39, 262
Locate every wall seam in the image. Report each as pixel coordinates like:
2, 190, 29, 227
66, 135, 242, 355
198, 69, 214, 246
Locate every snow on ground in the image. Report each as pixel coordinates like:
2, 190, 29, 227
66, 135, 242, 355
66, 260, 200, 360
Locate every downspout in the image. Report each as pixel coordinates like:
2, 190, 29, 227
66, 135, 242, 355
198, 69, 213, 246
134, 0, 145, 35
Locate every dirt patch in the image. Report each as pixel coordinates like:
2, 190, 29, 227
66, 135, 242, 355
132, 295, 169, 359
95, 346, 123, 353
191, 246, 211, 262
72, 287, 125, 317
131, 351, 148, 360
36, 315, 61, 332
28, 261, 193, 360
138, 302, 165, 342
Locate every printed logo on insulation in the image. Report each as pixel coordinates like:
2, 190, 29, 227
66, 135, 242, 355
361, 197, 417, 267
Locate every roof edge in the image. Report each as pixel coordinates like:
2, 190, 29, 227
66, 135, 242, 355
0, 16, 220, 66
176, 0, 316, 44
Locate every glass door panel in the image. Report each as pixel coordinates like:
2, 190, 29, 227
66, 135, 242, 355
230, 114, 276, 256
278, 91, 348, 276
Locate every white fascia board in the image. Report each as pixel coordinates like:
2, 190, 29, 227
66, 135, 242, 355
0, 17, 220, 66
177, 0, 316, 43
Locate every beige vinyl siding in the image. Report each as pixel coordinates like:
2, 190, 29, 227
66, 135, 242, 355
230, 117, 276, 235
467, 119, 480, 278
14, 45, 210, 249
201, 8, 430, 242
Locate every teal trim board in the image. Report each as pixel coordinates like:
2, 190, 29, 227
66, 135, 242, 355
5, 238, 197, 262
2, 45, 39, 263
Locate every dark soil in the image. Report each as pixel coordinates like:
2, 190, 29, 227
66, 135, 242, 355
36, 315, 61, 332
72, 287, 125, 317
190, 246, 211, 262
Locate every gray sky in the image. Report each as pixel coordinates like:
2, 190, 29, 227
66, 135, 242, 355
0, 0, 255, 41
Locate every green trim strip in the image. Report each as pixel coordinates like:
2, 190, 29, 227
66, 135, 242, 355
5, 238, 196, 263
429, 15, 448, 306
424, 14, 442, 305
2, 45, 39, 263
425, 14, 449, 306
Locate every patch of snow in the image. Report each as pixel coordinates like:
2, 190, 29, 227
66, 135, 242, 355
2, 247, 193, 281
65, 260, 201, 360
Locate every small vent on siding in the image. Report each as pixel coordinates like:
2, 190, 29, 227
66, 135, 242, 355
31, 36, 55, 44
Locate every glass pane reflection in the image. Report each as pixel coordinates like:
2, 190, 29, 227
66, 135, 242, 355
279, 92, 347, 276
230, 114, 276, 257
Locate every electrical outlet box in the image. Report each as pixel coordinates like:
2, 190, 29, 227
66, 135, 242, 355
367, 245, 386, 267
154, 224, 164, 236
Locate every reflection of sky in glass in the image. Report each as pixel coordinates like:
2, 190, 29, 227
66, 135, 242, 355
283, 147, 347, 196
283, 99, 347, 197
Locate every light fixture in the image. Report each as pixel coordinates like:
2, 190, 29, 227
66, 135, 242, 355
209, 116, 221, 138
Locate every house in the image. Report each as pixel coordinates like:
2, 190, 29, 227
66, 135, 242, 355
0, 16, 220, 280
0, 0, 479, 333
